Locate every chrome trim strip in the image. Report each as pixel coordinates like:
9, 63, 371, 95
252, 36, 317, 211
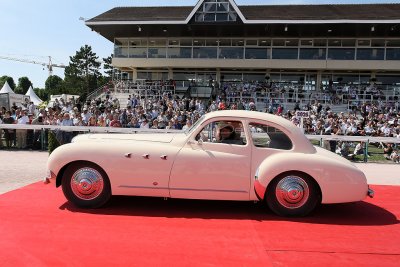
120, 185, 169, 190
170, 188, 248, 193
119, 185, 248, 194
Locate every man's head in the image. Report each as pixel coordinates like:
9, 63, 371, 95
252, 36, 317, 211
215, 123, 234, 141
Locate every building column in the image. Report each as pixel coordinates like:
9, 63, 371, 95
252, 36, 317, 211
316, 71, 322, 91
168, 68, 174, 80
131, 68, 138, 82
265, 69, 271, 80
216, 68, 221, 84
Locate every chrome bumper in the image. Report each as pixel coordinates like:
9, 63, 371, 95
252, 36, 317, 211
367, 186, 374, 198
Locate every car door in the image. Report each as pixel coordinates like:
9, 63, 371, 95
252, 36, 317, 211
169, 119, 251, 200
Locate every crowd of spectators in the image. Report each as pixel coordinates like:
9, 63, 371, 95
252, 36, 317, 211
0, 82, 399, 162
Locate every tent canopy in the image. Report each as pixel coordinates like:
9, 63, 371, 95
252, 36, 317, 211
0, 81, 15, 94
25, 86, 43, 105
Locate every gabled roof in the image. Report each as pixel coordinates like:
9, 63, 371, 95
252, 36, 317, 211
87, 6, 192, 22
86, 2, 400, 25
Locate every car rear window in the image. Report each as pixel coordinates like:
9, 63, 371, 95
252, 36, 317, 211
249, 123, 293, 150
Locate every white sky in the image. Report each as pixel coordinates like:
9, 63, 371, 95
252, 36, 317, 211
0, 0, 399, 89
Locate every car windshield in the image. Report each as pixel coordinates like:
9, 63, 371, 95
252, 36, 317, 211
184, 115, 205, 135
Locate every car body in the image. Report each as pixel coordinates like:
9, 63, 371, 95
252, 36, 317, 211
46, 110, 373, 216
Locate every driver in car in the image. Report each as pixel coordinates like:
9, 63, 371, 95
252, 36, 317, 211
215, 122, 244, 145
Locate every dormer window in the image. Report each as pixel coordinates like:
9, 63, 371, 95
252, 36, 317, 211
195, 0, 238, 22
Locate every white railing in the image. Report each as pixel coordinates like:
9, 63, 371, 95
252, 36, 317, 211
1, 124, 399, 143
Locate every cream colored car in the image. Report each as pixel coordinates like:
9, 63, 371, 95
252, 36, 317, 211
46, 110, 373, 216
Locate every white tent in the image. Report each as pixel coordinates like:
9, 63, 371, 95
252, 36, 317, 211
25, 86, 43, 105
0, 81, 15, 94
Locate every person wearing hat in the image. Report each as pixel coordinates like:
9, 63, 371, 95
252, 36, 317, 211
81, 108, 91, 124
215, 121, 243, 145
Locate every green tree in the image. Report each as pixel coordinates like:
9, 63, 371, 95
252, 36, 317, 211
103, 55, 113, 79
34, 88, 49, 102
64, 45, 102, 97
15, 76, 33, 94
0, 75, 16, 90
45, 75, 64, 95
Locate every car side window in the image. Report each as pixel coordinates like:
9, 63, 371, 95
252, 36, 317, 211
196, 120, 247, 145
249, 123, 292, 150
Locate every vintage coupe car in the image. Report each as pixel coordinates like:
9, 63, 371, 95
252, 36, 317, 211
46, 110, 373, 216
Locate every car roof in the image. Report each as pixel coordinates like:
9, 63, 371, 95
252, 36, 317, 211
204, 110, 294, 129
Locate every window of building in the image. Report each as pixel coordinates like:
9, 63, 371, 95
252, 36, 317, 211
272, 48, 298, 59
195, 0, 238, 22
249, 123, 292, 150
357, 40, 371, 47
246, 40, 258, 46
328, 39, 342, 46
300, 40, 313, 46
386, 40, 400, 47
258, 40, 271, 47
386, 48, 400, 60
313, 39, 327, 47
356, 48, 384, 60
327, 48, 355, 60
245, 48, 270, 59
299, 48, 326, 60
342, 39, 356, 47
219, 47, 243, 59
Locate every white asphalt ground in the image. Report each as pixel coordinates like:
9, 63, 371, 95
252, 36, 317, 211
0, 150, 399, 195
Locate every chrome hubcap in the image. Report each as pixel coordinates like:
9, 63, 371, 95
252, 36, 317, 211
276, 176, 309, 209
70, 168, 104, 200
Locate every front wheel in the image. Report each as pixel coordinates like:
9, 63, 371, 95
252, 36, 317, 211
266, 173, 320, 217
62, 162, 111, 208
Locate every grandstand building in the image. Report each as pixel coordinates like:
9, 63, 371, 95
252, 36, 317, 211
86, 0, 400, 92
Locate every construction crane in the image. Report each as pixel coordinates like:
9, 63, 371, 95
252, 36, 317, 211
0, 55, 66, 76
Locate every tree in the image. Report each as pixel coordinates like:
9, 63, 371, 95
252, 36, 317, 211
0, 75, 16, 90
102, 55, 113, 79
34, 87, 49, 102
15, 76, 33, 94
64, 45, 102, 97
45, 75, 64, 95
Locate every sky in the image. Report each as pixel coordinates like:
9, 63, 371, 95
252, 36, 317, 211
1, 0, 400, 89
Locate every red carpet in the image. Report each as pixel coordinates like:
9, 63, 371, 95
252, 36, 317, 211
0, 183, 399, 267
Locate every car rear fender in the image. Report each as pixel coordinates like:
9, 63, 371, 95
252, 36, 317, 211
255, 152, 323, 200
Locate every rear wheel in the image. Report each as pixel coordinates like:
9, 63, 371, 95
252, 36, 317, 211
266, 172, 320, 217
61, 162, 111, 208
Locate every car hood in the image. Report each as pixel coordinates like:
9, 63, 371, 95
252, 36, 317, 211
72, 133, 176, 143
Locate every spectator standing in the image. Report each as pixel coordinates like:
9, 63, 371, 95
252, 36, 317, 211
2, 111, 15, 148
16, 110, 29, 149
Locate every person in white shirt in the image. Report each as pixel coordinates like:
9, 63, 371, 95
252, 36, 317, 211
182, 120, 192, 131
16, 110, 30, 149
81, 108, 91, 124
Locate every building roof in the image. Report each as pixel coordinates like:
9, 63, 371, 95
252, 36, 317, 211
88, 6, 192, 22
87, 4, 400, 23
240, 4, 400, 21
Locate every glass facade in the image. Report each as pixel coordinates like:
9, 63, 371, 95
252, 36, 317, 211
195, 0, 238, 22
356, 48, 385, 60
114, 38, 400, 61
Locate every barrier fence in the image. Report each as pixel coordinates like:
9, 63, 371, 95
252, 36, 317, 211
1, 124, 399, 162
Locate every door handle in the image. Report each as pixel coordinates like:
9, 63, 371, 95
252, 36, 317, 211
124, 153, 132, 158
142, 154, 149, 159
160, 155, 167, 160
